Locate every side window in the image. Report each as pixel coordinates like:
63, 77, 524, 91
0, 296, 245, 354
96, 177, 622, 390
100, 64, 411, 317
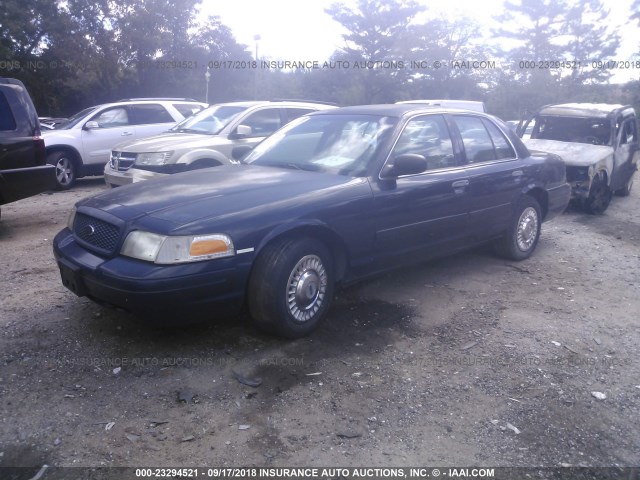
285, 108, 315, 123
0, 92, 17, 131
91, 107, 130, 128
173, 103, 204, 118
129, 104, 174, 125
241, 108, 282, 137
452, 115, 497, 163
391, 114, 455, 170
483, 119, 516, 159
619, 118, 637, 145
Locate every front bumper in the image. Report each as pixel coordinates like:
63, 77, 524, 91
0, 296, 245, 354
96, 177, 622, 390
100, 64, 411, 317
565, 166, 592, 200
104, 165, 170, 187
545, 182, 572, 221
53, 228, 250, 323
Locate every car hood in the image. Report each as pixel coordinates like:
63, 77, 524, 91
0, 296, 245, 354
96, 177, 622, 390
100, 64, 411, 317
78, 165, 371, 234
113, 132, 224, 152
525, 139, 613, 167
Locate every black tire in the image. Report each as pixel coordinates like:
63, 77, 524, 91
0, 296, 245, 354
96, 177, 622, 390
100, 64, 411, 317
583, 172, 611, 214
494, 196, 542, 261
615, 173, 634, 197
248, 237, 335, 338
47, 150, 77, 190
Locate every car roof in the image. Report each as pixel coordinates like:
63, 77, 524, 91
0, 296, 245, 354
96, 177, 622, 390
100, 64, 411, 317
95, 98, 205, 109
309, 103, 490, 118
538, 103, 633, 118
213, 100, 336, 109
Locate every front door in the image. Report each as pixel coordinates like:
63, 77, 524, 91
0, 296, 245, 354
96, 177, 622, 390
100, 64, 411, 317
372, 114, 470, 265
611, 116, 639, 192
81, 106, 136, 166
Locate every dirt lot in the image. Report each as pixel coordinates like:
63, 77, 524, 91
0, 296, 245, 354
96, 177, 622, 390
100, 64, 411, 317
1, 177, 639, 474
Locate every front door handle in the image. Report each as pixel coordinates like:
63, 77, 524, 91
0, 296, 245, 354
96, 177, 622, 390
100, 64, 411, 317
452, 179, 469, 189
121, 131, 133, 136
512, 170, 523, 177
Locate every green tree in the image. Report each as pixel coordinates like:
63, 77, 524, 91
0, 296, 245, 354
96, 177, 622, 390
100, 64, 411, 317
564, 0, 620, 85
326, 0, 424, 103
493, 0, 569, 80
405, 18, 487, 101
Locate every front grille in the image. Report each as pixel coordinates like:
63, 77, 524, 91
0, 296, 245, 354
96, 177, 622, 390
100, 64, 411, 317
74, 213, 121, 254
110, 151, 137, 171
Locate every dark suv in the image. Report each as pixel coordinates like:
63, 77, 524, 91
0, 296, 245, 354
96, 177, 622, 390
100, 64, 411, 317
0, 78, 56, 215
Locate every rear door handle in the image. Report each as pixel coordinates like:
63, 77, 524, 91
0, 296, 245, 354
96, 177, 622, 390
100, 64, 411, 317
452, 179, 469, 189
512, 170, 523, 177
121, 131, 133, 136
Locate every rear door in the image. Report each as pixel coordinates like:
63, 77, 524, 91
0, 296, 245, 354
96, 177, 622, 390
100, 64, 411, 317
449, 114, 525, 240
371, 113, 471, 264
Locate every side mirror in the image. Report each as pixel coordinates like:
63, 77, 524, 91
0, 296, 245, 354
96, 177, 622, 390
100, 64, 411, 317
391, 154, 427, 176
84, 121, 100, 130
229, 124, 252, 139
232, 145, 253, 161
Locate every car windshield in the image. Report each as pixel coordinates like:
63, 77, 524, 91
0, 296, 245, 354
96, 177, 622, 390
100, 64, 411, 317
170, 104, 248, 135
531, 115, 612, 146
55, 106, 98, 130
245, 114, 397, 176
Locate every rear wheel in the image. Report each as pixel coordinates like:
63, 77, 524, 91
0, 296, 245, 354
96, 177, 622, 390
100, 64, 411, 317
583, 172, 611, 214
248, 237, 334, 338
47, 151, 77, 190
494, 196, 541, 261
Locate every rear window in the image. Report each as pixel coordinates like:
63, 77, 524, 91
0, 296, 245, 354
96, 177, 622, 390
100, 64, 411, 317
0, 92, 17, 131
129, 104, 175, 125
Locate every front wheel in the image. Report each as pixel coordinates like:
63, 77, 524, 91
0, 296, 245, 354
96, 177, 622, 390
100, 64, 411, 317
583, 172, 611, 214
494, 196, 541, 261
248, 237, 334, 338
47, 151, 77, 190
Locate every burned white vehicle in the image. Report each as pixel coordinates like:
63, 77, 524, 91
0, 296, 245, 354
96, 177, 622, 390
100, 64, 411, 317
520, 103, 638, 214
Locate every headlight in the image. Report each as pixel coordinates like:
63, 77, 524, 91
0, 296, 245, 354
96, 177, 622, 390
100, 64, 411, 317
121, 231, 234, 264
67, 208, 76, 230
135, 151, 173, 166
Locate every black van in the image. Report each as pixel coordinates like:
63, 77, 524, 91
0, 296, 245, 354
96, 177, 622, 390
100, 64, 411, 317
0, 77, 56, 213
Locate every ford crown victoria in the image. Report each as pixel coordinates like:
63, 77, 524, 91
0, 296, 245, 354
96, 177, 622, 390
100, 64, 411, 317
54, 105, 570, 337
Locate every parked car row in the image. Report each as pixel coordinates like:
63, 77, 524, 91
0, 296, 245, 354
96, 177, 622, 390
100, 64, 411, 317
104, 100, 335, 187
2, 76, 636, 337
41, 98, 207, 190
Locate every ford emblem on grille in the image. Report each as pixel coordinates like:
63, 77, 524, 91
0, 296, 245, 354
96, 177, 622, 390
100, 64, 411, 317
83, 224, 96, 237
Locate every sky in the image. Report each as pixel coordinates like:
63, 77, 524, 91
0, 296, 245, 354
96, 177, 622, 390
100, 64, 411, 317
201, 0, 639, 83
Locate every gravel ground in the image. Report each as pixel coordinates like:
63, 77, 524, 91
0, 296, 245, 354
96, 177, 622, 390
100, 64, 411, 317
0, 177, 639, 475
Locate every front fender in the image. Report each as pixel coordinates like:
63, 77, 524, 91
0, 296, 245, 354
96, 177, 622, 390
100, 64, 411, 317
178, 148, 233, 166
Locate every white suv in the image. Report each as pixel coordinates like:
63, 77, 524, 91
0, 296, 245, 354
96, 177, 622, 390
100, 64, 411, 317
42, 98, 206, 189
104, 100, 336, 187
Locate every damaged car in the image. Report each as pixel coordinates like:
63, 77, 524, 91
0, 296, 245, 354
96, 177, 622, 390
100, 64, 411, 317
520, 103, 638, 214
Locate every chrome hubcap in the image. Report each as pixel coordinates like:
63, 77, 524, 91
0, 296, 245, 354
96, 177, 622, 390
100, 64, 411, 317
56, 158, 73, 185
516, 207, 538, 251
286, 255, 327, 323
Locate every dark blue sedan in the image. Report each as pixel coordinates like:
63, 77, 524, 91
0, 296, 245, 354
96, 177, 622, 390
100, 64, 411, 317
53, 105, 570, 337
